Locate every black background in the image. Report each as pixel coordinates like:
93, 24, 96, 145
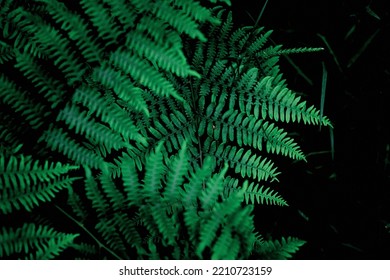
231, 0, 390, 259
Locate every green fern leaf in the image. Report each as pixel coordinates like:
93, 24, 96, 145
255, 236, 306, 260
39, 125, 108, 170
0, 153, 79, 214
0, 223, 78, 259
143, 142, 166, 201
240, 181, 288, 206
164, 141, 189, 202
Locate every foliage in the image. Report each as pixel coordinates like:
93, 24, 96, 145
0, 0, 330, 259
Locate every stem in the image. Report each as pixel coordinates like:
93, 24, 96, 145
54, 204, 122, 260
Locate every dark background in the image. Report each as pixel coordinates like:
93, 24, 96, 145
231, 0, 390, 259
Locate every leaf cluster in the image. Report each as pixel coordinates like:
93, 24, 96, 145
0, 0, 329, 259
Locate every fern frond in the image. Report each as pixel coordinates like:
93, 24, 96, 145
213, 144, 280, 182
0, 74, 47, 129
0, 223, 78, 259
224, 178, 287, 206
197, 177, 249, 258
126, 30, 199, 78
0, 40, 14, 63
240, 181, 288, 206
28, 233, 78, 260
245, 29, 272, 56
0, 153, 78, 187
211, 226, 234, 259
8, 7, 85, 86
149, 1, 206, 42
135, 14, 179, 47
245, 76, 332, 126
71, 86, 147, 145
70, 242, 98, 258
39, 125, 108, 170
260, 47, 324, 58
147, 201, 179, 246
99, 171, 126, 212
164, 141, 189, 202
175, 0, 220, 23
101, 0, 136, 31
121, 156, 141, 207
57, 103, 128, 152
14, 52, 65, 109
67, 187, 88, 223
80, 0, 122, 46
149, 111, 197, 153
0, 153, 79, 214
0, 177, 78, 214
254, 236, 306, 259
95, 217, 127, 258
84, 166, 109, 218
200, 163, 228, 210
262, 121, 306, 160
143, 142, 166, 201
109, 50, 184, 102
92, 66, 149, 115
182, 156, 215, 237
36, 0, 103, 63
113, 212, 143, 252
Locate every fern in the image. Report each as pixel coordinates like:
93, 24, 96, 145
0, 0, 330, 260
0, 224, 78, 259
0, 152, 79, 214
253, 236, 306, 260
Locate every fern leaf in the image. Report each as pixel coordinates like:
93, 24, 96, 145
70, 242, 98, 258
164, 141, 189, 202
36, 0, 103, 63
99, 171, 126, 212
255, 236, 306, 260
143, 142, 166, 201
39, 125, 108, 170
113, 212, 143, 252
84, 166, 109, 218
0, 40, 15, 63
95, 217, 127, 258
80, 0, 122, 46
71, 86, 147, 145
0, 74, 47, 129
67, 187, 88, 223
200, 163, 228, 210
28, 233, 78, 260
211, 226, 235, 259
149, 1, 206, 42
109, 50, 184, 102
213, 144, 280, 182
102, 0, 137, 31
262, 122, 306, 160
9, 7, 85, 85
240, 181, 288, 206
0, 223, 78, 259
56, 103, 127, 152
197, 181, 243, 258
121, 156, 141, 207
126, 30, 199, 78
0, 153, 79, 214
14, 52, 65, 109
92, 66, 149, 115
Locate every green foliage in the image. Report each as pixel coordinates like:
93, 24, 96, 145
0, 0, 328, 259
253, 237, 306, 260
0, 148, 80, 214
0, 223, 79, 259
